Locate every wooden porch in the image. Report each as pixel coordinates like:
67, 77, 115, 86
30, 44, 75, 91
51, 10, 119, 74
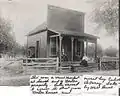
48, 30, 98, 67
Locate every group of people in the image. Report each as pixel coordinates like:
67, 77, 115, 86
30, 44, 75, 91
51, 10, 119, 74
61, 49, 89, 67
75, 52, 89, 67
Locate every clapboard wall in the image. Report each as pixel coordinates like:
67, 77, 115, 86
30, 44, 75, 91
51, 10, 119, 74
27, 31, 47, 58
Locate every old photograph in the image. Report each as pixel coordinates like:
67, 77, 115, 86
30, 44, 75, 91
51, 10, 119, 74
0, 0, 119, 87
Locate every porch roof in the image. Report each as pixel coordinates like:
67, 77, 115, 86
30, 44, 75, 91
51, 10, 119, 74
48, 29, 100, 40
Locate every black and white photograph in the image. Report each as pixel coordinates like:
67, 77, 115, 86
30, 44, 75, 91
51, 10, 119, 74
0, 0, 119, 91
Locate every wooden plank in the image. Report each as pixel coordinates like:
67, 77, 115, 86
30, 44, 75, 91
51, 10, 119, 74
78, 39, 84, 42
101, 57, 119, 62
87, 39, 96, 43
86, 40, 88, 56
25, 62, 57, 65
71, 37, 74, 61
80, 41, 82, 54
23, 58, 57, 60
56, 36, 58, 55
101, 57, 119, 59
95, 41, 97, 61
49, 37, 52, 56
102, 60, 119, 62
71, 64, 80, 66
26, 36, 28, 57
56, 57, 59, 72
50, 34, 60, 38
61, 61, 72, 63
32, 66, 56, 68
59, 36, 63, 67
47, 59, 56, 63
60, 66, 71, 69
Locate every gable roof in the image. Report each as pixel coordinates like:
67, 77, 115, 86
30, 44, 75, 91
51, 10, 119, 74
27, 22, 47, 36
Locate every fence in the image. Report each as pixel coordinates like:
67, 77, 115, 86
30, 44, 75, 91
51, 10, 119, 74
99, 57, 119, 70
4, 56, 119, 72
22, 57, 59, 72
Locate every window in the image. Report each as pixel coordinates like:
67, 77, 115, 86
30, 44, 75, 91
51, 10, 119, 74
50, 37, 57, 56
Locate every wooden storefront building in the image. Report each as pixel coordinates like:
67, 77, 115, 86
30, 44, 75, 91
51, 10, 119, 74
27, 5, 99, 64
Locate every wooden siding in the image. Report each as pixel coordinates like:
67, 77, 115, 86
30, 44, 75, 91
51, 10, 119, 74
27, 31, 47, 58
47, 5, 84, 33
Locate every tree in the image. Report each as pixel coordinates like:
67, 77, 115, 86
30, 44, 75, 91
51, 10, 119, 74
104, 46, 118, 57
15, 43, 28, 56
0, 15, 27, 57
89, 0, 118, 37
0, 16, 16, 53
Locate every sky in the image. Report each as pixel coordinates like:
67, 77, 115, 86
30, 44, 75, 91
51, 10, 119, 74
0, 0, 119, 49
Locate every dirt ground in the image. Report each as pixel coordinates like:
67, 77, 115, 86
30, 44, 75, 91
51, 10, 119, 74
0, 61, 119, 86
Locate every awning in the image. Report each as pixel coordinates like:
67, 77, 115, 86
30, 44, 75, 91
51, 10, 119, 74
48, 28, 100, 40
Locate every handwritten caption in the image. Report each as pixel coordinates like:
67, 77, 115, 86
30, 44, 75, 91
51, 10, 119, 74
83, 75, 120, 92
30, 75, 120, 94
30, 75, 82, 94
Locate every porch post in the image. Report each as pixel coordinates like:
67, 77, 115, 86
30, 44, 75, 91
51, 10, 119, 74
56, 37, 58, 54
49, 37, 51, 56
80, 41, 82, 54
95, 40, 97, 61
71, 37, 74, 62
86, 39, 88, 56
59, 36, 63, 67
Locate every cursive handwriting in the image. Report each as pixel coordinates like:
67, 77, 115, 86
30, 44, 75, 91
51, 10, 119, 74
30, 75, 82, 94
